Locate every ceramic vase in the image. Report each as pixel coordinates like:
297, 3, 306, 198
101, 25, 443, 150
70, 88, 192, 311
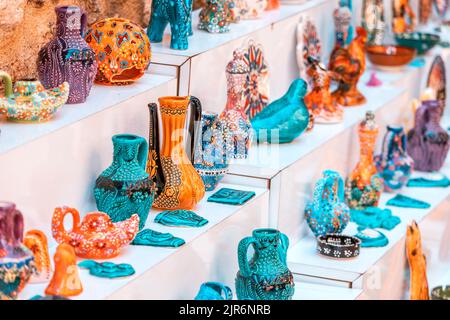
407, 100, 449, 172
392, 0, 416, 33
147, 96, 205, 210
194, 112, 229, 191
305, 170, 350, 237
362, 0, 385, 45
235, 0, 268, 19
345, 112, 383, 209
0, 202, 35, 300
375, 126, 414, 192
198, 0, 231, 33
235, 228, 295, 300
95, 134, 155, 230
37, 6, 98, 104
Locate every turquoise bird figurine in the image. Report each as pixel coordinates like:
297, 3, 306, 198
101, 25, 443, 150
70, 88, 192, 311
250, 79, 310, 143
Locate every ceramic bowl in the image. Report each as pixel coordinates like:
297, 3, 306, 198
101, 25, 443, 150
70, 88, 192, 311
366, 45, 416, 70
394, 32, 440, 55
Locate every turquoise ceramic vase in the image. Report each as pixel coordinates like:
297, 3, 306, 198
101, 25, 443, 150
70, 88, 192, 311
235, 229, 295, 300
94, 134, 155, 230
250, 79, 309, 144
305, 170, 350, 237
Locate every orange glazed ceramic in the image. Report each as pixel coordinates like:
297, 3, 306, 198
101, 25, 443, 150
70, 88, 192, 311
23, 230, 52, 283
147, 96, 205, 210
265, 0, 280, 10
85, 18, 151, 86
51, 207, 139, 259
45, 243, 83, 297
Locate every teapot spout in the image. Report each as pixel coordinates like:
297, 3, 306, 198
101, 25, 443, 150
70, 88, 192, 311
114, 214, 140, 244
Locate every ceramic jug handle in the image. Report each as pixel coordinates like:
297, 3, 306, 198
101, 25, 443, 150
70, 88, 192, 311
221, 284, 233, 300
278, 233, 289, 265
137, 137, 149, 170
80, 11, 87, 37
52, 207, 81, 243
12, 209, 24, 246
188, 96, 202, 163
312, 178, 326, 213
0, 71, 13, 98
237, 236, 257, 278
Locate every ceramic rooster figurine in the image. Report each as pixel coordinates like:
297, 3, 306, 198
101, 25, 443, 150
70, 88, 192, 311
328, 27, 368, 107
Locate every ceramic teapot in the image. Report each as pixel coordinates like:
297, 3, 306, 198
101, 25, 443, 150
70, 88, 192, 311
0, 71, 69, 122
51, 206, 139, 259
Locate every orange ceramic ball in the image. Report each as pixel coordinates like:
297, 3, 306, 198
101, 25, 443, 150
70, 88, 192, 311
85, 18, 151, 86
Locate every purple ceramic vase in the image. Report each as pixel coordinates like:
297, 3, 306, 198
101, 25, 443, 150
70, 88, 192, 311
37, 6, 98, 104
407, 100, 450, 172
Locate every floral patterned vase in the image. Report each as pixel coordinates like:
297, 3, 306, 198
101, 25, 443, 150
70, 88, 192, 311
305, 170, 350, 237
198, 0, 231, 33
37, 6, 98, 104
362, 0, 386, 45
0, 202, 35, 300
194, 112, 229, 191
94, 134, 155, 230
235, 228, 295, 300
345, 111, 383, 209
375, 126, 414, 192
407, 100, 449, 172
235, 0, 267, 19
333, 4, 352, 48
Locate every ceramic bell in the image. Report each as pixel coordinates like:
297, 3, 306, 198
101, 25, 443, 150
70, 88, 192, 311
23, 230, 52, 283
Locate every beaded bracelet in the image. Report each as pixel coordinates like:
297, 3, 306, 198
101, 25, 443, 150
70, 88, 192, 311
317, 234, 361, 259
431, 285, 450, 300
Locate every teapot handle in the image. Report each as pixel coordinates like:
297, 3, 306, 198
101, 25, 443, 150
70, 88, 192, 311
237, 236, 257, 278
12, 208, 24, 246
278, 233, 289, 265
188, 96, 202, 163
137, 136, 149, 170
0, 70, 13, 98
51, 207, 81, 244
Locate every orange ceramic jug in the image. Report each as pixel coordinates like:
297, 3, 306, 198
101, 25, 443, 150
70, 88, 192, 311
51, 207, 139, 259
147, 96, 205, 210
23, 230, 52, 283
45, 243, 82, 297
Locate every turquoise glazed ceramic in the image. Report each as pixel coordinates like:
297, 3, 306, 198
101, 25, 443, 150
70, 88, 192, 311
394, 32, 440, 55
195, 282, 233, 300
305, 170, 350, 237
355, 229, 388, 247
251, 79, 310, 144
207, 188, 255, 205
131, 229, 185, 247
351, 207, 400, 230
78, 260, 135, 278
386, 194, 430, 209
235, 229, 294, 300
94, 134, 155, 230
154, 210, 208, 227
407, 176, 450, 188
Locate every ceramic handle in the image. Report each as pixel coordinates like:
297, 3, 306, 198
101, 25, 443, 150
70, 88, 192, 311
188, 96, 202, 163
80, 11, 87, 37
137, 137, 149, 170
147, 103, 165, 195
52, 207, 81, 243
12, 209, 24, 246
237, 236, 257, 278
0, 70, 13, 98
278, 233, 289, 265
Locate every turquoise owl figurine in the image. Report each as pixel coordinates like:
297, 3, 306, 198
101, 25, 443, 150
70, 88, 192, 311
94, 134, 155, 230
305, 170, 350, 237
250, 79, 310, 144
235, 229, 295, 300
147, 0, 193, 50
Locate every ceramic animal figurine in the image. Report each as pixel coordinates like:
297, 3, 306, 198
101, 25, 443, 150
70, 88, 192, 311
304, 57, 343, 123
221, 49, 252, 159
329, 27, 368, 107
45, 243, 83, 297
94, 134, 155, 230
251, 78, 310, 144
0, 202, 35, 300
147, 96, 205, 210
406, 221, 429, 300
194, 112, 229, 191
235, 228, 295, 300
392, 0, 416, 33
23, 230, 52, 284
407, 100, 449, 172
51, 206, 139, 259
374, 126, 414, 192
195, 282, 233, 300
345, 111, 383, 209
234, 0, 268, 19
305, 170, 350, 237
362, 0, 385, 45
0, 71, 69, 122
199, 0, 231, 33
37, 6, 98, 104
147, 0, 193, 50
85, 18, 152, 85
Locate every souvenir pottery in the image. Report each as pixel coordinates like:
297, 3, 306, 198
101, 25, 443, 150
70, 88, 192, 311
51, 206, 139, 259
94, 134, 155, 230
333, 5, 352, 48
374, 126, 413, 192
351, 207, 401, 230
147, 96, 205, 210
395, 33, 440, 55
0, 202, 35, 300
194, 113, 229, 191
434, 0, 450, 18
305, 170, 350, 237
304, 57, 343, 123
431, 286, 450, 300
23, 230, 52, 283
407, 175, 450, 187
386, 194, 431, 209
406, 221, 429, 300
147, 0, 194, 50
427, 56, 446, 113
366, 71, 382, 86
234, 0, 268, 19
78, 260, 135, 278
221, 49, 252, 159
0, 71, 69, 122
265, 0, 280, 10
235, 229, 295, 300
329, 27, 368, 107
242, 41, 269, 119
131, 229, 186, 247
362, 0, 385, 45
355, 229, 388, 248
251, 78, 309, 144
366, 45, 416, 70
37, 6, 98, 104
195, 282, 233, 300
420, 0, 433, 24
407, 100, 449, 172
154, 210, 209, 227
392, 0, 416, 33
198, 0, 231, 33
207, 187, 256, 205
45, 243, 83, 297
316, 234, 360, 258
225, 0, 241, 23
296, 17, 322, 79
85, 18, 151, 85
345, 112, 383, 209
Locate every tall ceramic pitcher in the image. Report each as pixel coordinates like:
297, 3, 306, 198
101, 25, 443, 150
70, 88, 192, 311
147, 96, 205, 210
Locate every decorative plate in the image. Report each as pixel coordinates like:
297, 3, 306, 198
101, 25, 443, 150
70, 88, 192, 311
362, 0, 385, 45
427, 55, 446, 113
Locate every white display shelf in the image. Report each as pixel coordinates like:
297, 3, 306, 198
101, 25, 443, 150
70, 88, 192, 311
293, 281, 363, 300
21, 182, 269, 300
0, 73, 176, 155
